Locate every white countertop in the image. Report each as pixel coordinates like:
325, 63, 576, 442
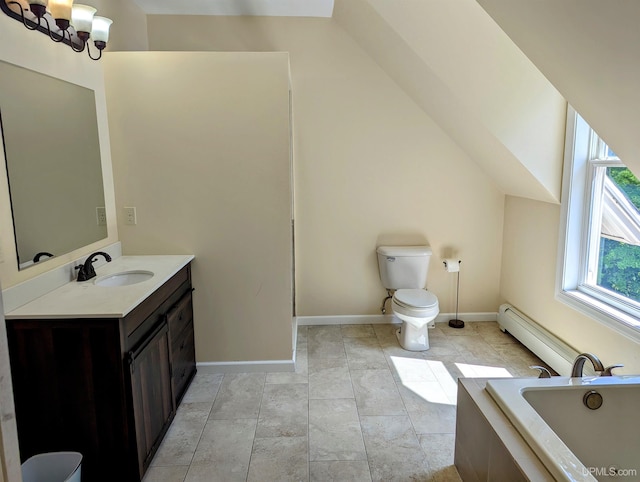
5, 255, 194, 320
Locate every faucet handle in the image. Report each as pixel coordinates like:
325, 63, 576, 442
75, 264, 89, 282
530, 365, 552, 378
602, 364, 624, 376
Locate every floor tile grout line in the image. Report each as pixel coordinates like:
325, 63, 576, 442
245, 372, 268, 482
306, 353, 311, 482
345, 328, 375, 482
381, 328, 437, 477
177, 372, 227, 482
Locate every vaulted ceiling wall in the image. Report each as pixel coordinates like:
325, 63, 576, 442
478, 0, 640, 179
334, 0, 567, 203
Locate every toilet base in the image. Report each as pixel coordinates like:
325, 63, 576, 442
395, 321, 430, 351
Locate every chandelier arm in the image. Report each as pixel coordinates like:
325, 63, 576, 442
43, 17, 67, 43
86, 43, 103, 61
7, 1, 41, 30
70, 36, 86, 53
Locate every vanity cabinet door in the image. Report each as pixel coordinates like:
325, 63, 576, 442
128, 321, 174, 478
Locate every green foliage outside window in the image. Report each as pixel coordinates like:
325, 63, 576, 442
597, 168, 640, 302
608, 167, 640, 209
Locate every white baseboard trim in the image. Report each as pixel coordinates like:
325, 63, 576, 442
295, 312, 497, 326
197, 360, 295, 374
296, 314, 395, 325
196, 312, 498, 374
435, 312, 498, 323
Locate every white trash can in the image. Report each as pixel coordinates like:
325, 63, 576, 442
21, 452, 82, 482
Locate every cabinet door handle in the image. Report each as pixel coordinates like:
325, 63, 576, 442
127, 351, 136, 373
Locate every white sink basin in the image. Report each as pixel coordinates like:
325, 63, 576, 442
94, 270, 154, 287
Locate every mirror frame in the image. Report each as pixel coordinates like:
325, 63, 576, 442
0, 38, 117, 287
0, 60, 109, 270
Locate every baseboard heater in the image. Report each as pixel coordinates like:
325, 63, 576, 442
497, 304, 580, 377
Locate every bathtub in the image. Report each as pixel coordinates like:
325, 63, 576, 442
486, 376, 640, 481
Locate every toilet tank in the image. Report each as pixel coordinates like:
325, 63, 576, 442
376, 246, 433, 290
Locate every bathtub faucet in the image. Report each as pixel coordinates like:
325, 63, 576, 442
571, 353, 605, 377
529, 365, 552, 378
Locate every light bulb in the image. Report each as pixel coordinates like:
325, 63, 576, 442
49, 0, 73, 20
71, 4, 96, 33
91, 16, 112, 43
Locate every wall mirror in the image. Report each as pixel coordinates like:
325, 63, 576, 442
0, 60, 107, 270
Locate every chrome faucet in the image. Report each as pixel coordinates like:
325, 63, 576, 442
571, 353, 605, 377
602, 364, 624, 376
530, 365, 552, 378
75, 251, 112, 281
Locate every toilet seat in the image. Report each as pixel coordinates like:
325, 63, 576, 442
391, 289, 439, 326
393, 289, 438, 309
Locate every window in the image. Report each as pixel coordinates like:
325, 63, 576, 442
558, 107, 640, 340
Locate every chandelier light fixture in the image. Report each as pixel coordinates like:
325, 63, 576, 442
1, 0, 112, 60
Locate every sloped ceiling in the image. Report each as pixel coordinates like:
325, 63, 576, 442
334, 0, 567, 203
477, 0, 640, 179
129, 0, 570, 203
131, 0, 334, 17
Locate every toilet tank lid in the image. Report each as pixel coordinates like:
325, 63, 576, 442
376, 246, 432, 256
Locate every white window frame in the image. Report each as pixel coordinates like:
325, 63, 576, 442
557, 106, 640, 341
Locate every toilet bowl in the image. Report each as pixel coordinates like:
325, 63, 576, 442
376, 245, 440, 352
391, 288, 439, 351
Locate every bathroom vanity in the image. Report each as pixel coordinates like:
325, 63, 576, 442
4, 255, 196, 482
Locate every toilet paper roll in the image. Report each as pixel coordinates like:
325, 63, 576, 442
444, 258, 460, 273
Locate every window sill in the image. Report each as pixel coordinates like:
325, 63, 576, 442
557, 289, 640, 343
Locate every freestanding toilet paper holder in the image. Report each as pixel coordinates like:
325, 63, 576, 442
443, 259, 464, 329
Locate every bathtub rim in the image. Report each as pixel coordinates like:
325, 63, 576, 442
486, 375, 640, 482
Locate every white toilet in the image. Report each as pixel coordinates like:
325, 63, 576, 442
377, 245, 440, 351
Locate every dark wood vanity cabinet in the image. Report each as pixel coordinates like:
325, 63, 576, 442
129, 320, 174, 477
6, 264, 197, 482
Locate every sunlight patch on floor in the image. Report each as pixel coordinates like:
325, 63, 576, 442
425, 360, 458, 403
390, 356, 458, 405
455, 363, 512, 378
403, 380, 453, 405
389, 356, 437, 383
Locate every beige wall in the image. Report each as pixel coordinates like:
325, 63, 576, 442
103, 52, 292, 363
501, 196, 640, 373
88, 0, 149, 51
0, 12, 118, 288
147, 15, 506, 318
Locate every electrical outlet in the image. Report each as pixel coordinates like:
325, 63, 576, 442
124, 206, 137, 225
96, 207, 107, 226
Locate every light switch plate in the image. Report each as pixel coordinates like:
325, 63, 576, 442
124, 206, 137, 225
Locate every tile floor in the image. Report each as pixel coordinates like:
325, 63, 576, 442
143, 321, 551, 482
